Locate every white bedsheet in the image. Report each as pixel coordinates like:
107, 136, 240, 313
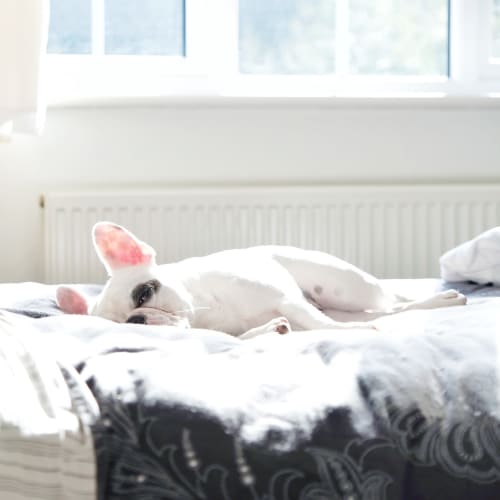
0, 312, 97, 500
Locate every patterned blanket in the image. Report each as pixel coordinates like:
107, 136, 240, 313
1, 280, 499, 500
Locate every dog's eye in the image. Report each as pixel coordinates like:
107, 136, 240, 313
132, 279, 160, 308
136, 286, 153, 307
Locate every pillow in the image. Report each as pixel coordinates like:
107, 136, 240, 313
440, 227, 500, 285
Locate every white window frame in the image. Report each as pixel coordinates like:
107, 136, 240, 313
47, 0, 219, 101
477, 0, 500, 79
46, 0, 500, 104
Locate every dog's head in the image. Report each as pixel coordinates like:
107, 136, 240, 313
56, 222, 192, 328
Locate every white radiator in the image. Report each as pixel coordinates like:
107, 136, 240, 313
43, 185, 500, 284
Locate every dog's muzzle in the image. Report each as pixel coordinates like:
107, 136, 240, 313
125, 307, 190, 328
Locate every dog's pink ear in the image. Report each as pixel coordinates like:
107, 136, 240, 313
56, 286, 89, 315
92, 222, 156, 274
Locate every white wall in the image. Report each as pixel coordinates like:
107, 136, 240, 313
1, 98, 499, 283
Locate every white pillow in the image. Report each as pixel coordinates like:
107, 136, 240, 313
440, 227, 500, 285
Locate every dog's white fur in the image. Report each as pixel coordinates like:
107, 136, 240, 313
57, 222, 467, 338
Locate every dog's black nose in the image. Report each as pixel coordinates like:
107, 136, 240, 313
127, 314, 146, 324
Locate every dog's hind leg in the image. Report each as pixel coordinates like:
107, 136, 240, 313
277, 298, 376, 331
391, 289, 466, 312
269, 247, 394, 313
269, 247, 467, 314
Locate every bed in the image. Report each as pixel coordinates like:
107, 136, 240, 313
0, 279, 499, 500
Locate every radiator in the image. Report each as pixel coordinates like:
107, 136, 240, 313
43, 185, 500, 284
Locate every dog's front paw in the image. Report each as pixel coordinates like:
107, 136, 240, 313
261, 316, 292, 335
267, 317, 291, 335
238, 317, 292, 340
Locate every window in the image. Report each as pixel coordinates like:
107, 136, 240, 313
238, 0, 448, 76
48, 0, 92, 54
238, 1, 337, 75
475, 0, 500, 79
491, 0, 500, 60
48, 0, 185, 56
46, 0, 500, 101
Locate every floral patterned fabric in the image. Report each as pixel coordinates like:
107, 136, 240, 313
90, 390, 500, 500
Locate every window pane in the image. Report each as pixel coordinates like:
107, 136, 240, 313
48, 0, 91, 54
239, 0, 336, 74
493, 0, 500, 59
349, 0, 449, 76
239, 0, 449, 76
105, 0, 185, 55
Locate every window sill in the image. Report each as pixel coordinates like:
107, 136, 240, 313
45, 66, 500, 109
48, 94, 500, 110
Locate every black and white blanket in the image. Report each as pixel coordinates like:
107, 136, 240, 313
1, 280, 500, 500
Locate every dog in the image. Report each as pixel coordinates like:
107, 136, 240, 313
56, 221, 467, 339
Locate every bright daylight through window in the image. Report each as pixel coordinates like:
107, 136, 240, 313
48, 0, 185, 56
493, 0, 500, 59
46, 0, 500, 99
239, 0, 448, 76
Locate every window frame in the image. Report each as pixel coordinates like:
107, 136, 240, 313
476, 0, 500, 78
45, 0, 500, 104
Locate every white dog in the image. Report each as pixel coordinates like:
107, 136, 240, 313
57, 222, 467, 339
